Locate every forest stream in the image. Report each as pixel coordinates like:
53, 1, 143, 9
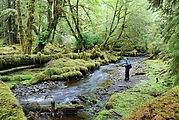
0, 0, 178, 119
12, 57, 148, 120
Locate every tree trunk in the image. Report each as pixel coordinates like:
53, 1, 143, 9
100, 0, 120, 49
12, 0, 18, 43
25, 0, 36, 54
111, 8, 128, 50
7, 0, 14, 45
34, 0, 63, 53
67, 0, 83, 41
16, 0, 25, 52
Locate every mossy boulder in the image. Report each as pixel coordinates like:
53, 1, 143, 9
51, 71, 83, 81
0, 81, 26, 120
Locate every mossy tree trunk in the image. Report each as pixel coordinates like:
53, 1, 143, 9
34, 0, 63, 53
16, 0, 25, 52
111, 7, 128, 49
64, 0, 84, 51
100, 0, 122, 50
25, 0, 36, 54
7, 0, 16, 45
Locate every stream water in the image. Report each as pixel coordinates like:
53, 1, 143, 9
17, 63, 118, 105
12, 57, 147, 120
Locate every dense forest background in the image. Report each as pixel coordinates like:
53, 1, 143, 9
0, 0, 160, 53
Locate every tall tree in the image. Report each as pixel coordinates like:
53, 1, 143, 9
34, 0, 64, 53
24, 0, 36, 54
0, 0, 18, 45
16, 0, 25, 52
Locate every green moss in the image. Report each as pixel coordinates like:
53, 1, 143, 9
0, 76, 11, 82
106, 92, 154, 116
0, 81, 26, 120
95, 110, 112, 120
2, 51, 119, 85
20, 75, 32, 80
30, 72, 49, 84
51, 71, 83, 81
0, 53, 62, 71
65, 53, 80, 59
30, 70, 83, 84
123, 86, 179, 120
108, 55, 119, 62
1, 75, 33, 88
5, 81, 18, 88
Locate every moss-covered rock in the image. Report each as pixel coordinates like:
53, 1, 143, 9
51, 71, 83, 81
0, 81, 26, 120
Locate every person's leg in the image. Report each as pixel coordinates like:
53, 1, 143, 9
127, 69, 129, 80
125, 68, 129, 81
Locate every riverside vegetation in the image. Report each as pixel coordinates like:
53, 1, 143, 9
95, 60, 179, 120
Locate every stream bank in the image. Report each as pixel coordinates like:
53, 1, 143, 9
11, 57, 148, 120
95, 59, 176, 120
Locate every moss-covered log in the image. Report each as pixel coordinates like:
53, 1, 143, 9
0, 81, 26, 120
22, 104, 84, 115
0, 53, 62, 70
0, 65, 39, 75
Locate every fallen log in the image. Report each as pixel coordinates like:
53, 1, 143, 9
0, 53, 62, 71
22, 104, 84, 115
0, 65, 39, 75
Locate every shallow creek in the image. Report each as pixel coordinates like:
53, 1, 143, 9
12, 57, 147, 120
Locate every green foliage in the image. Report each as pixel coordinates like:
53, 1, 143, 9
0, 81, 26, 120
35, 27, 50, 47
148, 0, 179, 84
75, 32, 103, 50
37, 31, 49, 45
168, 16, 179, 85
0, 9, 17, 21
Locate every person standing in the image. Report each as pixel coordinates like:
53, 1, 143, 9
124, 58, 132, 81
